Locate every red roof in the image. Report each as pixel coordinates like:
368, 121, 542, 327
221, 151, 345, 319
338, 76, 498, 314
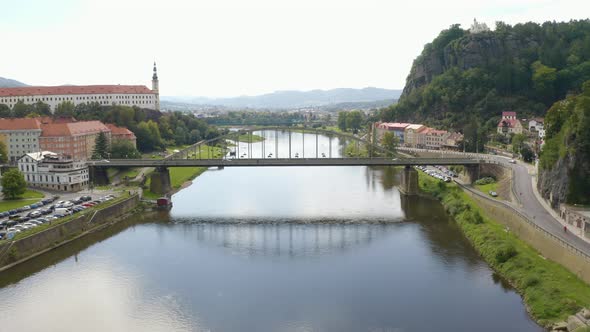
41, 121, 110, 137
378, 122, 410, 131
502, 111, 516, 117
0, 85, 155, 97
498, 119, 520, 128
0, 118, 42, 130
106, 123, 136, 138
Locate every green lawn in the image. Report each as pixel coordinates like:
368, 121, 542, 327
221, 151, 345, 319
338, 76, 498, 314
419, 173, 590, 327
143, 167, 207, 199
235, 133, 264, 143
0, 190, 44, 212
121, 168, 140, 180
475, 182, 498, 195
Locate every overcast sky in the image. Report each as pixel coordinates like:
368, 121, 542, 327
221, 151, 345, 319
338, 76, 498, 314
1, 0, 588, 97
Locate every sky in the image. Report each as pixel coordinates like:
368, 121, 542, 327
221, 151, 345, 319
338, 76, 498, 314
1, 0, 589, 97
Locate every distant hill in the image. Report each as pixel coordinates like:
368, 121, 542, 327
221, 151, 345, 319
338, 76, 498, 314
163, 87, 401, 109
0, 77, 28, 88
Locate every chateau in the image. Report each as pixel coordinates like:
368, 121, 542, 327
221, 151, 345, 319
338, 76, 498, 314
0, 63, 160, 111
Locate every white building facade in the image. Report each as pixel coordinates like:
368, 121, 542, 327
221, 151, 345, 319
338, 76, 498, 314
0, 64, 160, 111
18, 151, 90, 192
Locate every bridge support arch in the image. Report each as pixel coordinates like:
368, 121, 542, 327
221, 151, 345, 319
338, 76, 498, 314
90, 167, 109, 186
150, 167, 172, 195
399, 166, 419, 196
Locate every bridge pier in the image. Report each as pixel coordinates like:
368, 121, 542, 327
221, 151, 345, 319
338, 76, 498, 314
399, 166, 419, 196
90, 166, 109, 186
150, 167, 172, 195
464, 164, 481, 184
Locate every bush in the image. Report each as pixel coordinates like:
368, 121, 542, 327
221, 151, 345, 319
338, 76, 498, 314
475, 177, 496, 185
463, 209, 484, 224
494, 243, 517, 264
523, 275, 540, 288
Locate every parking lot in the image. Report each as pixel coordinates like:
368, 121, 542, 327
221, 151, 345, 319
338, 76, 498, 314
415, 165, 456, 182
0, 190, 121, 241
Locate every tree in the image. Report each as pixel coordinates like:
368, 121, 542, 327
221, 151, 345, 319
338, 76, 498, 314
33, 101, 51, 116
381, 132, 398, 157
520, 144, 534, 162
337, 112, 348, 131
346, 111, 363, 133
110, 140, 141, 159
511, 133, 526, 154
12, 100, 31, 118
92, 131, 110, 159
0, 141, 7, 163
54, 101, 75, 118
1, 169, 27, 199
0, 104, 11, 118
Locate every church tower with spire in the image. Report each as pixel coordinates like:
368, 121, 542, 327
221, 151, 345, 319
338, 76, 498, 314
152, 62, 160, 111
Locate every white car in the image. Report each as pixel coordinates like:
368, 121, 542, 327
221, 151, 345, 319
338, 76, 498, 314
508, 159, 516, 164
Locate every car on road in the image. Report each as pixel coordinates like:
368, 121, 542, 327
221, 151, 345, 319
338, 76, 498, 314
508, 159, 516, 164
489, 190, 498, 197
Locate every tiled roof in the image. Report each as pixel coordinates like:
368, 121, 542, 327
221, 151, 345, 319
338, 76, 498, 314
0, 85, 155, 97
498, 119, 521, 128
106, 123, 136, 138
0, 118, 42, 130
378, 122, 411, 130
502, 111, 517, 117
41, 121, 110, 137
405, 124, 425, 131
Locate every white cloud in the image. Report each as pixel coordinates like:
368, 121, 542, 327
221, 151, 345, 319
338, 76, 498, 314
1, 0, 589, 96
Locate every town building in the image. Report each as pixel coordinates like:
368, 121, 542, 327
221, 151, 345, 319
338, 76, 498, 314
0, 63, 160, 111
18, 151, 89, 192
404, 124, 426, 147
0, 118, 42, 162
497, 111, 523, 135
423, 128, 450, 149
106, 123, 137, 148
39, 120, 111, 161
528, 118, 544, 132
375, 122, 410, 144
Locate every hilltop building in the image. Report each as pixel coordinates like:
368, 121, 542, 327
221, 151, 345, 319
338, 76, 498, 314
0, 63, 160, 111
497, 111, 523, 135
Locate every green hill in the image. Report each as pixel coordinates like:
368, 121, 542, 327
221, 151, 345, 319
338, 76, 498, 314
380, 19, 590, 150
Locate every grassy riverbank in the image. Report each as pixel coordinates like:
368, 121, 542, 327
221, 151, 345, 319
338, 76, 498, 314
418, 173, 590, 327
236, 133, 264, 142
0, 190, 44, 212
143, 167, 207, 199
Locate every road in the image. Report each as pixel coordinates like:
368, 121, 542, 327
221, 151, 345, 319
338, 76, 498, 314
398, 147, 590, 256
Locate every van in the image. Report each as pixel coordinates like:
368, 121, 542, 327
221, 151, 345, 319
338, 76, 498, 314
54, 208, 72, 216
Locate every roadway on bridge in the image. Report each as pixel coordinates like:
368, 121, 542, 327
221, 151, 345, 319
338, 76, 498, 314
89, 157, 483, 168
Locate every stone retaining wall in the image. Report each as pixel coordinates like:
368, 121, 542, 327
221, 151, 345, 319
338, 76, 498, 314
465, 190, 590, 284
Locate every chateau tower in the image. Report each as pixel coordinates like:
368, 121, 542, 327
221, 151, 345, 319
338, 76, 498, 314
152, 62, 160, 111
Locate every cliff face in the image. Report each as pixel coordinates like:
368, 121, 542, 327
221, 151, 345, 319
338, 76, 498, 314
402, 32, 538, 97
537, 157, 571, 207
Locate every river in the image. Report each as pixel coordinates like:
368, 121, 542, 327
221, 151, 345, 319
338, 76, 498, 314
0, 130, 542, 331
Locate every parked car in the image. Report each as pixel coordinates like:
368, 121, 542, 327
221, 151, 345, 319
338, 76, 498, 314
37, 218, 49, 223
8, 210, 18, 215
63, 202, 74, 208
80, 196, 92, 202
489, 190, 498, 197
508, 159, 516, 164
72, 199, 83, 205
27, 211, 42, 218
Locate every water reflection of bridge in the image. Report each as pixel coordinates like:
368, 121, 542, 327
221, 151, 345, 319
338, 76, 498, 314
173, 221, 399, 258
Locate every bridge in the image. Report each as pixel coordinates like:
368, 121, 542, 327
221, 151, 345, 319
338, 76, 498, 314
88, 126, 487, 195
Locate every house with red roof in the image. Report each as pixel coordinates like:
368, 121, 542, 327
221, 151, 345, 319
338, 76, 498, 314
39, 121, 112, 161
497, 111, 523, 135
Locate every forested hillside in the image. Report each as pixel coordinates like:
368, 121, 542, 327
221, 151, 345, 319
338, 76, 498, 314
381, 20, 590, 148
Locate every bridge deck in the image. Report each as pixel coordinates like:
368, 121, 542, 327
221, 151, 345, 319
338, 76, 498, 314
89, 157, 484, 168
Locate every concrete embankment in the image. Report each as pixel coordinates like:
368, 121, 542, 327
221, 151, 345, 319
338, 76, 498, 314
0, 194, 140, 270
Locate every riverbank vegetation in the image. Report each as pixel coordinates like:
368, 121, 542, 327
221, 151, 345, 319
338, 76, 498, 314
143, 167, 207, 199
419, 173, 590, 327
236, 133, 264, 142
